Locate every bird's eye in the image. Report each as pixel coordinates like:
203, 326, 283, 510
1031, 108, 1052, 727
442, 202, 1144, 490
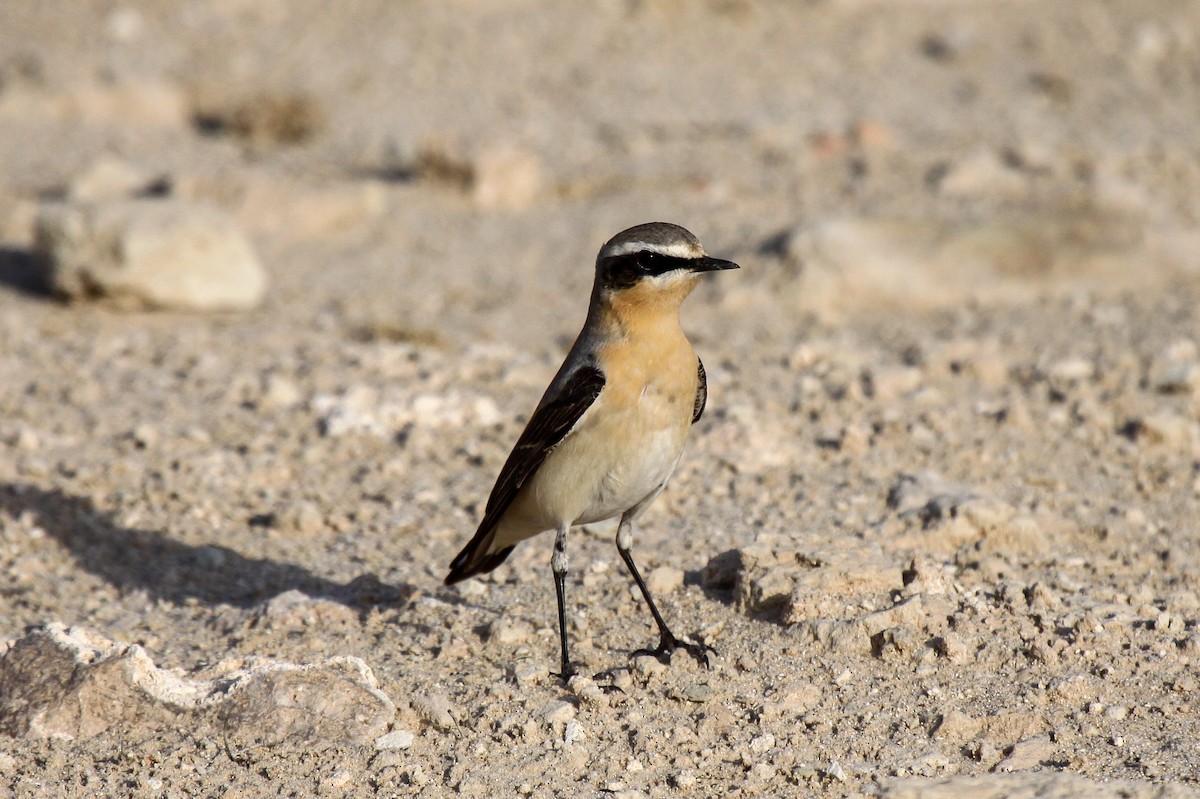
637, 251, 658, 271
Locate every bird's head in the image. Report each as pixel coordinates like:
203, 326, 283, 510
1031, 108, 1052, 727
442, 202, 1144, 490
593, 222, 739, 309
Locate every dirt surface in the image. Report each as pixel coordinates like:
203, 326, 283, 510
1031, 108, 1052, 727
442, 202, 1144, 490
1, 1, 1199, 796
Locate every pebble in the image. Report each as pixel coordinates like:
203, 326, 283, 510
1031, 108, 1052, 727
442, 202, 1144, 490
749, 763, 776, 781
996, 734, 1055, 772
513, 661, 549, 687
281, 501, 324, 535
764, 681, 821, 716
568, 675, 608, 707
261, 375, 304, 410
644, 565, 684, 596
563, 720, 584, 746
749, 732, 776, 755
936, 147, 1027, 198
632, 655, 667, 679
673, 769, 697, 788
68, 155, 164, 202
539, 700, 576, 726
35, 199, 266, 311
868, 365, 924, 401
374, 730, 415, 750
131, 423, 159, 449
0, 80, 189, 129
1136, 410, 1196, 449
610, 669, 634, 692
1048, 356, 1094, 383
491, 618, 534, 645
1148, 340, 1199, 394
675, 684, 715, 703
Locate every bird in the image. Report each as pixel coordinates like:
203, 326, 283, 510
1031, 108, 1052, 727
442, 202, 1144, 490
445, 222, 738, 680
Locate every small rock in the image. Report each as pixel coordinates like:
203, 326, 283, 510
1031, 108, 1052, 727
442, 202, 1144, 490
645, 565, 683, 596
0, 623, 394, 745
632, 655, 667, 679
563, 719, 584, 746
131, 423, 159, 449
1148, 340, 1199, 394
280, 501, 324, 535
68, 155, 165, 202
610, 669, 634, 693
256, 590, 357, 629
675, 684, 715, 703
932, 709, 982, 743
673, 769, 697, 788
1047, 356, 1094, 383
539, 700, 575, 726
749, 763, 776, 781
490, 618, 534, 645
0, 80, 189, 129
261, 374, 303, 410
35, 199, 266, 311
749, 732, 776, 755
764, 680, 821, 716
868, 365, 924, 401
826, 760, 847, 782
567, 675, 608, 707
374, 729, 414, 750
996, 734, 1055, 772
513, 661, 549, 687
1137, 410, 1197, 450
935, 147, 1027, 198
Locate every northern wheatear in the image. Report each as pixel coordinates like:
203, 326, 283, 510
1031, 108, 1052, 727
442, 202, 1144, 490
445, 222, 738, 679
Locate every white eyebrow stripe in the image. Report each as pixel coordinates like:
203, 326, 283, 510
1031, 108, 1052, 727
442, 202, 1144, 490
604, 241, 704, 259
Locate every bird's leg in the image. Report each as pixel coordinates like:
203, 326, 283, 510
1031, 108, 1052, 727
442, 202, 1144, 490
616, 514, 716, 667
551, 523, 575, 682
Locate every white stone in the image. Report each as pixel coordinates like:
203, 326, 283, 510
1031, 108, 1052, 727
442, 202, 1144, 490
35, 199, 266, 311
0, 623, 395, 744
375, 729, 415, 750
68, 155, 162, 202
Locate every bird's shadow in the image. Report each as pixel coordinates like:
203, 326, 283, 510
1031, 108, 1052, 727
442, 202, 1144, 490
0, 482, 415, 610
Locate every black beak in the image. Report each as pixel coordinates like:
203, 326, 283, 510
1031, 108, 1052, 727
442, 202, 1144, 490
690, 257, 740, 273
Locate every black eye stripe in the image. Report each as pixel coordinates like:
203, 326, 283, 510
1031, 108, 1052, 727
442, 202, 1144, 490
598, 250, 698, 289
635, 250, 693, 274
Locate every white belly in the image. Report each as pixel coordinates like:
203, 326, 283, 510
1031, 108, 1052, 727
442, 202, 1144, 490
501, 390, 691, 538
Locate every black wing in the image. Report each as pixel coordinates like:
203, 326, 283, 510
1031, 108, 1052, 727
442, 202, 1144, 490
445, 365, 606, 584
692, 358, 707, 424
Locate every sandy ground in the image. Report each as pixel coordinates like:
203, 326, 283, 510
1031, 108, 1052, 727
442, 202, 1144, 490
1, 1, 1199, 796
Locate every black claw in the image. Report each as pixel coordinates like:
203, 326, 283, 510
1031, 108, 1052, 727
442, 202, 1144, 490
633, 633, 717, 667
553, 665, 578, 684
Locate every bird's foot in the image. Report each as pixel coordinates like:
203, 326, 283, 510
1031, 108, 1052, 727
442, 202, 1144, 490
553, 663, 578, 685
633, 632, 716, 668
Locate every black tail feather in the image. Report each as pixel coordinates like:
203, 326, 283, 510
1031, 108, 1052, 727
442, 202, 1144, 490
444, 544, 516, 585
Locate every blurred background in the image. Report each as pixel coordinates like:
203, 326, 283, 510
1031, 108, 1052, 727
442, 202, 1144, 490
2, 0, 1197, 348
